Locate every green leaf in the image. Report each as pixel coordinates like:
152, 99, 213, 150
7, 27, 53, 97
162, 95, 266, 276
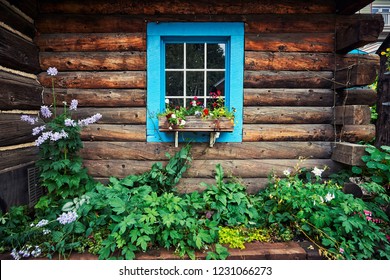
74, 221, 86, 234
52, 231, 64, 242
109, 197, 126, 214
352, 166, 362, 175
136, 235, 151, 251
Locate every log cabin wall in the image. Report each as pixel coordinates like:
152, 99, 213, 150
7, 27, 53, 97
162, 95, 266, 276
0, 0, 41, 210
34, 0, 383, 194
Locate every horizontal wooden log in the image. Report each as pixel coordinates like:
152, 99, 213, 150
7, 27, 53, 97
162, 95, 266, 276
0, 146, 38, 170
0, 27, 40, 73
80, 141, 333, 160
335, 55, 379, 89
336, 14, 383, 53
334, 105, 371, 125
244, 71, 333, 89
244, 88, 334, 107
0, 71, 42, 110
338, 124, 375, 143
43, 88, 145, 107
39, 52, 146, 71
243, 124, 334, 141
35, 33, 146, 52
0, 114, 43, 147
68, 107, 146, 124
37, 71, 146, 89
0, 1, 35, 38
38, 0, 334, 15
331, 142, 367, 166
245, 33, 334, 52
244, 107, 333, 124
83, 158, 341, 179
80, 124, 146, 141
336, 88, 377, 106
7, 0, 38, 19
245, 53, 379, 72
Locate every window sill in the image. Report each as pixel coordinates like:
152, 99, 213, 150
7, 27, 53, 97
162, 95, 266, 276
158, 116, 234, 147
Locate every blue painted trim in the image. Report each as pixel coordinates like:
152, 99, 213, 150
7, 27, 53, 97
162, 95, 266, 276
147, 22, 244, 143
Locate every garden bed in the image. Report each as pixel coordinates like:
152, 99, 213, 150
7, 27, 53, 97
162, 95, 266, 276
0, 241, 322, 260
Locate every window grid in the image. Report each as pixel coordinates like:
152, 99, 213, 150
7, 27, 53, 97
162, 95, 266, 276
165, 42, 225, 108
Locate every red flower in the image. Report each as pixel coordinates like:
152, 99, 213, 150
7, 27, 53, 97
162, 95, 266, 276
217, 90, 222, 96
194, 96, 198, 100
166, 113, 172, 119
203, 108, 209, 115
213, 102, 217, 107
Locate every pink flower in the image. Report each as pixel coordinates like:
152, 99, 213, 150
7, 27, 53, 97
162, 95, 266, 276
339, 248, 344, 254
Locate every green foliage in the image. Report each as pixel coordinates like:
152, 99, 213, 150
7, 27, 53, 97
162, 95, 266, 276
257, 166, 390, 260
218, 226, 271, 249
202, 164, 259, 226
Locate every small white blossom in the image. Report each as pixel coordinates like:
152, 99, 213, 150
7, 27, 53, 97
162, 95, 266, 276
324, 192, 335, 202
69, 99, 78, 111
64, 118, 77, 127
191, 100, 197, 106
57, 211, 78, 225
171, 114, 176, 119
47, 67, 58, 76
43, 229, 51, 235
180, 119, 186, 126
312, 166, 324, 177
283, 169, 291, 176
36, 219, 49, 228
165, 98, 169, 104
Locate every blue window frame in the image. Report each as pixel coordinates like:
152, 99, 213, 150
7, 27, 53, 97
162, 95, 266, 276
147, 22, 244, 143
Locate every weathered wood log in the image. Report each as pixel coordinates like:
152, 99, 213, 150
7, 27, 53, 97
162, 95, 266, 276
335, 54, 379, 89
0, 27, 40, 73
0, 114, 43, 147
38, 0, 334, 15
331, 142, 367, 166
245, 52, 379, 72
35, 33, 146, 52
37, 71, 146, 89
80, 141, 333, 160
376, 57, 390, 147
243, 124, 334, 141
336, 14, 384, 53
244, 107, 333, 124
43, 88, 145, 107
7, 0, 38, 19
336, 88, 377, 106
244, 71, 333, 89
0, 1, 35, 38
245, 33, 334, 52
80, 124, 146, 141
35, 14, 147, 33
0, 71, 42, 110
334, 105, 371, 125
338, 124, 376, 143
0, 146, 38, 170
67, 107, 146, 124
83, 158, 342, 179
244, 88, 334, 107
39, 52, 146, 71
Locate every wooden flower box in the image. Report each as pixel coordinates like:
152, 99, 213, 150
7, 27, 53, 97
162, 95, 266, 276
158, 116, 234, 147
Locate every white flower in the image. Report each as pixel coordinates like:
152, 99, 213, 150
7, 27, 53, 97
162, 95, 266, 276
57, 211, 78, 225
191, 100, 197, 106
36, 219, 49, 228
171, 114, 176, 119
69, 99, 78, 111
180, 119, 186, 126
283, 169, 291, 176
324, 192, 335, 202
47, 67, 58, 76
165, 98, 169, 104
312, 166, 324, 177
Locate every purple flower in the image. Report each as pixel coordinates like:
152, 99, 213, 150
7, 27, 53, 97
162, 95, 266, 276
32, 125, 46, 136
47, 67, 58, 76
339, 248, 344, 254
35, 131, 51, 146
40, 106, 52, 118
50, 130, 68, 142
11, 249, 21, 260
78, 113, 102, 127
64, 118, 77, 127
20, 115, 38, 125
69, 99, 78, 111
57, 211, 78, 225
36, 219, 49, 228
35, 130, 68, 146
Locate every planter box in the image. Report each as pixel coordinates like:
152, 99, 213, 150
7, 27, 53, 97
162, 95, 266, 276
158, 116, 234, 147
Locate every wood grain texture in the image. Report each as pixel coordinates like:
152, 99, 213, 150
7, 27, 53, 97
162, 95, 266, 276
80, 124, 146, 141
80, 141, 333, 160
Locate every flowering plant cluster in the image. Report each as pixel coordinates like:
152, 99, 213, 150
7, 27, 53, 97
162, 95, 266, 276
159, 89, 235, 130
380, 47, 390, 71
20, 67, 99, 198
